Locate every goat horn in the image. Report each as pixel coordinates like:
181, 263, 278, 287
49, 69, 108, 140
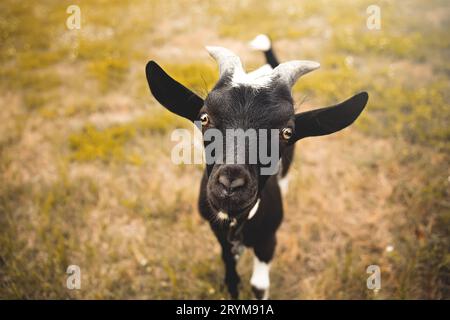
272, 60, 320, 88
205, 46, 245, 78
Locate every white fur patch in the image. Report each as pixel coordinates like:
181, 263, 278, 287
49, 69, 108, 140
250, 256, 270, 299
231, 69, 273, 88
276, 159, 289, 195
249, 34, 271, 51
206, 45, 319, 89
278, 175, 290, 195
217, 211, 229, 220
247, 64, 273, 78
247, 199, 260, 220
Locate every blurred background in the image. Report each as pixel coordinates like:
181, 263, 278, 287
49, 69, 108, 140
0, 0, 448, 299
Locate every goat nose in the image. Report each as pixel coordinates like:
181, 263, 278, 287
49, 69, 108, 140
218, 175, 246, 194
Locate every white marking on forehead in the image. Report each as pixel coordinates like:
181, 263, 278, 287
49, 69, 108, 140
206, 45, 319, 89
206, 45, 273, 88
206, 46, 320, 88
247, 199, 261, 220
247, 64, 273, 78
231, 64, 274, 88
231, 69, 273, 88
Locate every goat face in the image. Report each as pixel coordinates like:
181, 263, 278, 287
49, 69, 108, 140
201, 79, 295, 217
145, 46, 368, 220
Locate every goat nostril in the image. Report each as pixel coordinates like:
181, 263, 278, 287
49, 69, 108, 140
217, 175, 246, 195
230, 177, 245, 189
218, 175, 230, 188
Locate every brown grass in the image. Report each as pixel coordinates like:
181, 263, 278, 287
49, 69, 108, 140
0, 0, 448, 299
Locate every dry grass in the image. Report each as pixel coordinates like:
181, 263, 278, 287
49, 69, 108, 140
0, 0, 448, 299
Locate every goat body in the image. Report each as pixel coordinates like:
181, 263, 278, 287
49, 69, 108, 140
145, 35, 368, 299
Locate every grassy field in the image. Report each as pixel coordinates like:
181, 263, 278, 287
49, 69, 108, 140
0, 0, 448, 299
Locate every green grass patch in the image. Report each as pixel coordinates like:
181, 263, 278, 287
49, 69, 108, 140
213, 0, 321, 40
294, 55, 362, 100
88, 57, 130, 92
0, 170, 99, 298
69, 124, 136, 162
359, 79, 449, 151
332, 30, 426, 60
389, 146, 449, 298
163, 62, 218, 97
69, 111, 188, 163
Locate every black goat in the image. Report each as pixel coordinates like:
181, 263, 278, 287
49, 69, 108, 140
145, 36, 368, 299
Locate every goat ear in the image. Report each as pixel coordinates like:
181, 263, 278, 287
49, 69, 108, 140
292, 92, 368, 142
145, 61, 204, 121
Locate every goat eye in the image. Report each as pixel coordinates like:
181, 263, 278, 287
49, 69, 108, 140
281, 127, 293, 140
200, 113, 209, 126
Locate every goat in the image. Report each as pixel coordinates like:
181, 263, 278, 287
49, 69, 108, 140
145, 36, 368, 299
